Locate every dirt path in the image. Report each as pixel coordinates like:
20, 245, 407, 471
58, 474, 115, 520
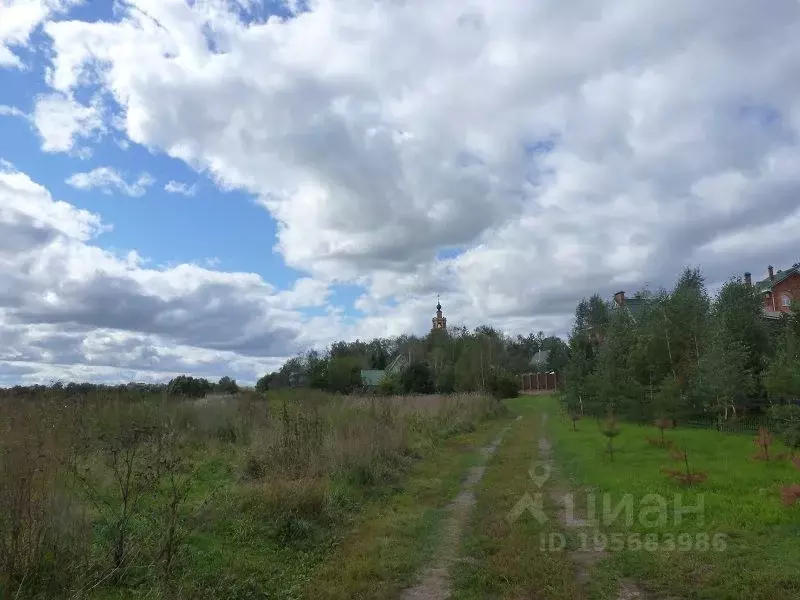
537, 412, 647, 600
400, 417, 520, 600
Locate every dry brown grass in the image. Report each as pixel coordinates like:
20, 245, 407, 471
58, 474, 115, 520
0, 395, 91, 597
0, 387, 500, 599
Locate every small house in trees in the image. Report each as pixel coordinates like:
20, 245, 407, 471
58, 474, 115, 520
745, 263, 800, 320
530, 349, 550, 370
360, 369, 386, 388
360, 352, 409, 389
611, 291, 651, 323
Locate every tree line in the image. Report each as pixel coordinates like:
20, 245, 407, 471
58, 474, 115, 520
563, 268, 800, 424
257, 326, 569, 396
0, 376, 240, 399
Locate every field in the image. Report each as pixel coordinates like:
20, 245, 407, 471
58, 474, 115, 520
3, 390, 799, 599
0, 388, 506, 599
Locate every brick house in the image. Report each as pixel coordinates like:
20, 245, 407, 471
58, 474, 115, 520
745, 263, 800, 320
612, 291, 651, 322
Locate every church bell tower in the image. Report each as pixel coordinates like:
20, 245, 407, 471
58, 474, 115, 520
431, 295, 447, 331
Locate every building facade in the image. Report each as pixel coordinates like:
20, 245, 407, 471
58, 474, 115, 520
746, 263, 800, 319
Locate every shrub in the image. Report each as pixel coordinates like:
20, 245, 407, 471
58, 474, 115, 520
237, 478, 331, 547
569, 412, 582, 431
377, 374, 403, 396
242, 452, 268, 480
488, 371, 519, 399
401, 362, 434, 394
601, 416, 621, 461
326, 356, 362, 394
435, 366, 456, 393
654, 417, 675, 445
0, 421, 89, 597
73, 426, 162, 573
255, 373, 272, 394
662, 448, 708, 486
769, 404, 800, 457
167, 375, 212, 398
781, 457, 800, 506
215, 376, 239, 395
752, 427, 774, 461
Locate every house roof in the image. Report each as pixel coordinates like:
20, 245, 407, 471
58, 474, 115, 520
754, 264, 800, 293
386, 353, 408, 375
612, 295, 652, 322
530, 349, 550, 366
623, 297, 650, 317
762, 311, 784, 320
360, 370, 386, 386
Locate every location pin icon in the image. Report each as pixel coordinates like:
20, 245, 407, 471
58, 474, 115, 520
528, 461, 552, 488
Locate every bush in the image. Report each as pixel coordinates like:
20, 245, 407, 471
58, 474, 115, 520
1, 432, 90, 596
167, 375, 212, 398
435, 366, 455, 393
255, 374, 272, 394
769, 404, 800, 455
377, 374, 403, 396
401, 362, 434, 394
216, 376, 239, 395
488, 371, 519, 399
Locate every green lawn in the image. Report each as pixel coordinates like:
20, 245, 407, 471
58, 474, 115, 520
545, 396, 800, 600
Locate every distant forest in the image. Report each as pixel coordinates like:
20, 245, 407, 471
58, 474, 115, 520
259, 327, 570, 396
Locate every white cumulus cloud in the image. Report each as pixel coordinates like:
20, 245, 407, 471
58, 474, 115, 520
164, 180, 197, 196
39, 0, 800, 321
0, 104, 26, 118
0, 0, 79, 68
66, 167, 155, 197
32, 92, 105, 153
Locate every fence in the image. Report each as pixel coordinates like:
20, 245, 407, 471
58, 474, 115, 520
681, 414, 776, 434
520, 372, 561, 392
560, 394, 792, 434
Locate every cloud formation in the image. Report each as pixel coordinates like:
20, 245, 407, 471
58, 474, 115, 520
0, 0, 79, 68
164, 180, 197, 196
2, 0, 800, 383
66, 167, 155, 197
0, 164, 339, 384
32, 92, 105, 153
0, 104, 26, 118
40, 1, 800, 294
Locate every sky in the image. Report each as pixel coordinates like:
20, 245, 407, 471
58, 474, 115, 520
1, 0, 800, 386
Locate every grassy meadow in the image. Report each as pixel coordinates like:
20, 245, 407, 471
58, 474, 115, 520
546, 395, 800, 599
0, 387, 505, 600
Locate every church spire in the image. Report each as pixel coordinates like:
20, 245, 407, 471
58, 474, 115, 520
432, 294, 447, 331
